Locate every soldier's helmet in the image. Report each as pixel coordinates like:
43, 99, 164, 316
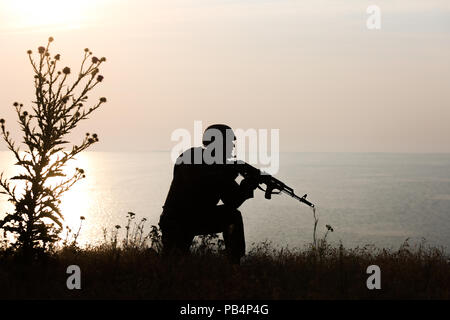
202, 124, 236, 160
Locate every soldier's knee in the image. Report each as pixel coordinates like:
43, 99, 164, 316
233, 209, 241, 216
230, 209, 243, 227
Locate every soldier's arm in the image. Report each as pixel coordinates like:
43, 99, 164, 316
221, 177, 258, 209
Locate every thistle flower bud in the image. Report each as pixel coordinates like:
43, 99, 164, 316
100, 97, 107, 103
13, 102, 18, 107
84, 48, 89, 52
97, 75, 104, 82
92, 56, 99, 64
27, 50, 32, 55
100, 57, 107, 62
62, 67, 71, 75
38, 46, 45, 54
54, 54, 60, 60
49, 36, 54, 42
0, 119, 5, 124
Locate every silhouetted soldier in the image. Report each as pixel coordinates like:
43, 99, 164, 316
159, 124, 258, 264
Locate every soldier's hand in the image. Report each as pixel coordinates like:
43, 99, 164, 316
240, 177, 259, 192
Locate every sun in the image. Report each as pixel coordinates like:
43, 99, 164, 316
5, 0, 91, 30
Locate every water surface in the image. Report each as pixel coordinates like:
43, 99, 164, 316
1, 151, 449, 251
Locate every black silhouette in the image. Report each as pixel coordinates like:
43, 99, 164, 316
159, 124, 258, 264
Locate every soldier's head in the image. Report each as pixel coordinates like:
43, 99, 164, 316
202, 124, 236, 163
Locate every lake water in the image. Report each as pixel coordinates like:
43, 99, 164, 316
1, 151, 450, 252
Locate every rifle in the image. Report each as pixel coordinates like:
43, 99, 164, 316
232, 160, 315, 208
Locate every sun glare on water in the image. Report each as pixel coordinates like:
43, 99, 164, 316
58, 154, 92, 234
5, 0, 92, 30
0, 151, 94, 245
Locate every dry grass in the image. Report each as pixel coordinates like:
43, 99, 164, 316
0, 234, 448, 300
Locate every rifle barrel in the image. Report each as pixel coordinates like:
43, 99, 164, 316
283, 189, 315, 208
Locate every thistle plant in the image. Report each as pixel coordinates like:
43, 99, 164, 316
0, 37, 107, 256
311, 207, 334, 252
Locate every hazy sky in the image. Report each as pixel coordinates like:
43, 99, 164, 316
0, 0, 449, 152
